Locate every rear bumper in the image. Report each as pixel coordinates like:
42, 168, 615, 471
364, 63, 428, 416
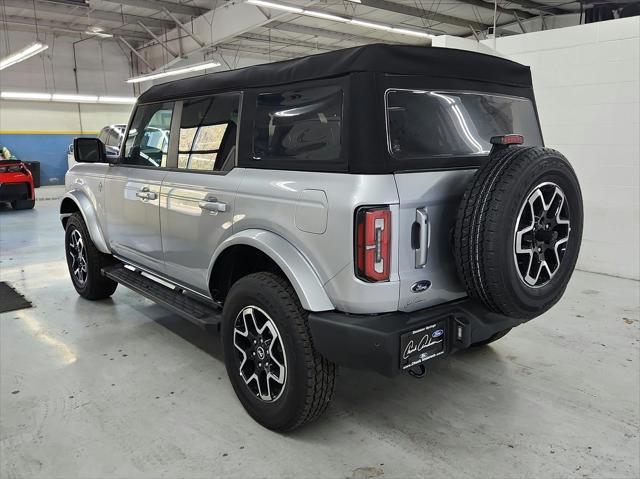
0, 181, 33, 202
308, 298, 530, 377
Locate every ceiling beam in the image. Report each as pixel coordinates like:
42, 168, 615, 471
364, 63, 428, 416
138, 1, 322, 71
453, 0, 535, 19
236, 32, 334, 51
497, 0, 570, 15
266, 21, 394, 44
138, 21, 179, 57
162, 8, 206, 47
0, 13, 152, 41
1, 0, 175, 30
118, 36, 153, 68
356, 0, 489, 30
216, 44, 302, 60
101, 0, 208, 17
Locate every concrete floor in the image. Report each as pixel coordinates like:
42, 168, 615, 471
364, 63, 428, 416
1, 190, 639, 479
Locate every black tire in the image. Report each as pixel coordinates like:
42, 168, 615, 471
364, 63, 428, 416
12, 199, 35, 210
453, 146, 583, 319
471, 328, 511, 347
64, 213, 118, 300
222, 272, 336, 432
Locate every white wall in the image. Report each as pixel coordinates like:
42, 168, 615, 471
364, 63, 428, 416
0, 100, 133, 133
0, 30, 135, 133
479, 17, 640, 280
0, 30, 133, 95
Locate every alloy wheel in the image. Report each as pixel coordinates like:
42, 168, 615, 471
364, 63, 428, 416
233, 306, 287, 402
68, 229, 88, 285
513, 182, 571, 288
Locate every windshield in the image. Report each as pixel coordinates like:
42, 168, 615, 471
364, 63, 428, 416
386, 90, 542, 160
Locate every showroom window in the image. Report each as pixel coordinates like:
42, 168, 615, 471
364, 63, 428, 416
252, 85, 343, 164
122, 102, 174, 168
178, 93, 240, 172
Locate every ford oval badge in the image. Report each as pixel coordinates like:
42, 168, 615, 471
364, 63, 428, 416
411, 280, 431, 293
432, 329, 444, 339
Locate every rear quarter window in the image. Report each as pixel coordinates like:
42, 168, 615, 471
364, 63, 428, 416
386, 89, 543, 161
252, 86, 343, 165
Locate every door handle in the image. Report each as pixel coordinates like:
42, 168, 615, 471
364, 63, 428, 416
136, 187, 157, 200
414, 207, 430, 268
198, 199, 227, 213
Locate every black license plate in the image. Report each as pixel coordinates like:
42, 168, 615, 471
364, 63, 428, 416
400, 320, 447, 370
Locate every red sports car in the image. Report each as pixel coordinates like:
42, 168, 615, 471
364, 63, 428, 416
0, 160, 35, 210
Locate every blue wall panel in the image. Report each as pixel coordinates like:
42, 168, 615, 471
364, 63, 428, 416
0, 133, 92, 185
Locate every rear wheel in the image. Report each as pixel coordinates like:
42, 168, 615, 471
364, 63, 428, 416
11, 199, 35, 210
453, 146, 583, 319
222, 272, 336, 431
64, 213, 118, 300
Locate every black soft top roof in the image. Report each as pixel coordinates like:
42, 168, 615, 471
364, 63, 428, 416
138, 43, 532, 104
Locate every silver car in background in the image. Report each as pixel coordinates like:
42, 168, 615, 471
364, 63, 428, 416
67, 124, 125, 170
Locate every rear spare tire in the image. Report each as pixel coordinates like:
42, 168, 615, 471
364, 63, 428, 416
453, 146, 583, 319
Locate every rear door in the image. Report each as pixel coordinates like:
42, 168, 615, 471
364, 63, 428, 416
160, 92, 243, 293
104, 102, 174, 272
394, 170, 472, 312
387, 88, 544, 312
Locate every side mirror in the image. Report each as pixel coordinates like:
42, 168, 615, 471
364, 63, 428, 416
73, 137, 107, 163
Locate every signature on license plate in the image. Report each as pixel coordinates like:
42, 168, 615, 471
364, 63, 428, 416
401, 322, 446, 369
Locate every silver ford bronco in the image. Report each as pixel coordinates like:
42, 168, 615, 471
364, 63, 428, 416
61, 44, 583, 431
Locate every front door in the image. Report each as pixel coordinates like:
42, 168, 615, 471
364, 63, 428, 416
104, 101, 175, 272
160, 92, 243, 293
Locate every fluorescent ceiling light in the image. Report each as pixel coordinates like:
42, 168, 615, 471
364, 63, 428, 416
86, 26, 113, 38
0, 42, 49, 71
85, 31, 114, 38
245, 0, 434, 39
127, 60, 222, 83
1, 91, 52, 100
1, 91, 137, 104
246, 0, 302, 13
304, 10, 349, 22
52, 93, 100, 102
98, 96, 137, 104
350, 19, 392, 31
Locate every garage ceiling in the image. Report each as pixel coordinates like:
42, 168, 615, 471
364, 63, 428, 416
0, 0, 618, 68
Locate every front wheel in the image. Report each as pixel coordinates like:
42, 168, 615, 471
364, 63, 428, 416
64, 213, 118, 300
222, 272, 336, 431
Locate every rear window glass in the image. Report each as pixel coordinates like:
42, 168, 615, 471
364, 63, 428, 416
253, 86, 342, 163
386, 90, 542, 160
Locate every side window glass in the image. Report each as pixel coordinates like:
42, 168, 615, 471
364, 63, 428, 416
122, 102, 174, 168
178, 93, 240, 172
253, 86, 343, 163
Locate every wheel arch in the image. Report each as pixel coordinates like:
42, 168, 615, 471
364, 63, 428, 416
60, 191, 110, 254
208, 229, 334, 312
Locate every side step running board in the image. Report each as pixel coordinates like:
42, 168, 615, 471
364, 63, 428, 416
102, 264, 222, 330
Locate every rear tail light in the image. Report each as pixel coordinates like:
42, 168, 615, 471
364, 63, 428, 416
490, 134, 524, 146
0, 164, 24, 173
355, 206, 391, 282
